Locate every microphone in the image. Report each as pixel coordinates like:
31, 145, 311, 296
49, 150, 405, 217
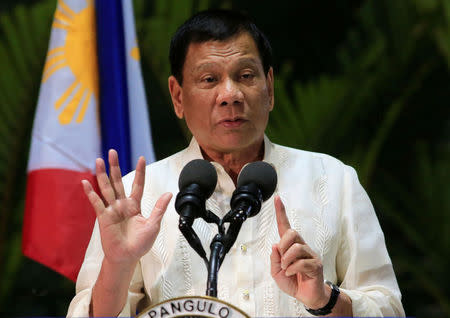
219, 161, 277, 257
175, 159, 217, 220
175, 159, 218, 264
225, 161, 277, 223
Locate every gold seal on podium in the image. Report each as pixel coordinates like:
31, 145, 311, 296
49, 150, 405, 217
137, 296, 250, 318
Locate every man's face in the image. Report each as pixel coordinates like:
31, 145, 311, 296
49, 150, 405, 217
169, 32, 274, 154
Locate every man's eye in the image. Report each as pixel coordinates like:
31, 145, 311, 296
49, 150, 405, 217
241, 73, 254, 80
203, 76, 216, 83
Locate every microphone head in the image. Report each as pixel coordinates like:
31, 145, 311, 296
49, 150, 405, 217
237, 161, 277, 201
178, 159, 218, 198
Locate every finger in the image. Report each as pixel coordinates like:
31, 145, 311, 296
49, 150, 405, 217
96, 158, 116, 204
82, 179, 105, 217
275, 195, 291, 237
285, 258, 323, 277
270, 244, 283, 277
280, 243, 314, 270
108, 149, 126, 199
146, 192, 173, 226
278, 228, 306, 255
130, 156, 146, 202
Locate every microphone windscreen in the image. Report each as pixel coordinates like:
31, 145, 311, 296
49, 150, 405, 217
178, 159, 218, 198
237, 161, 277, 201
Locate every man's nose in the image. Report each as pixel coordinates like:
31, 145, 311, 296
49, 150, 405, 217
216, 78, 244, 106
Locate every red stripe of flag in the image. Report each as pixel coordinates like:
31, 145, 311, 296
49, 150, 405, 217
22, 169, 99, 281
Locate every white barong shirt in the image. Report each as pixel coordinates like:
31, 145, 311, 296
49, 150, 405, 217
68, 137, 405, 317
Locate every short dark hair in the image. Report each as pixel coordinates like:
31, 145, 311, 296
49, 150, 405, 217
169, 9, 273, 85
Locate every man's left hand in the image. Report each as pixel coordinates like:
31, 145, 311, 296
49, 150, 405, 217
270, 195, 331, 310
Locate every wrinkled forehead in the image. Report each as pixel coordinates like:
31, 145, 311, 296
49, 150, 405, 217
183, 32, 263, 72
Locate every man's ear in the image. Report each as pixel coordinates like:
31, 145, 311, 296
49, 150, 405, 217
168, 75, 184, 119
266, 67, 274, 111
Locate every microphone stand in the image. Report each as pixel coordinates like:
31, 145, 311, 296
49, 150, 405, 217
206, 235, 225, 297
177, 184, 261, 298
205, 205, 251, 297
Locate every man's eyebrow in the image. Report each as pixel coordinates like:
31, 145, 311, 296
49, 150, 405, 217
192, 62, 217, 73
192, 57, 261, 73
235, 57, 260, 68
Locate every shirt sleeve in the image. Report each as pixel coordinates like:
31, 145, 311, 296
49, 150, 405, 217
66, 220, 146, 317
336, 166, 405, 317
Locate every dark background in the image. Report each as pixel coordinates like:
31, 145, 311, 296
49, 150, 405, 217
0, 0, 449, 316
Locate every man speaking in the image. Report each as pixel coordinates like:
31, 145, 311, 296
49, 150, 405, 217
67, 9, 405, 317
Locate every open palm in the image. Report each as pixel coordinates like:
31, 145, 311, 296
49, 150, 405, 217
82, 150, 172, 266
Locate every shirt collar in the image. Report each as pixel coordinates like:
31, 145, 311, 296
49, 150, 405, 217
181, 135, 279, 198
183, 134, 276, 166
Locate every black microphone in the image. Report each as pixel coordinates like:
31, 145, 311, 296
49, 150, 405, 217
175, 159, 218, 264
225, 161, 277, 223
218, 161, 277, 257
175, 159, 217, 220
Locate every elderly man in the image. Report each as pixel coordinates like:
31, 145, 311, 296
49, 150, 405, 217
68, 9, 405, 317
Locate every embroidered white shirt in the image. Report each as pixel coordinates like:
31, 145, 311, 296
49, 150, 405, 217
67, 137, 405, 317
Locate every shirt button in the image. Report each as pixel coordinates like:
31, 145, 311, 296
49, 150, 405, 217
240, 244, 247, 253
242, 289, 250, 300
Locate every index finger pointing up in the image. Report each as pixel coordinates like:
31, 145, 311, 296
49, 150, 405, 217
275, 195, 291, 237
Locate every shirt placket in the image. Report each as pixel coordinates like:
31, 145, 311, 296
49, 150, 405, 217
232, 216, 255, 316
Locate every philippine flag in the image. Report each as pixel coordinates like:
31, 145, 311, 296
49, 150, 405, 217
22, 0, 155, 282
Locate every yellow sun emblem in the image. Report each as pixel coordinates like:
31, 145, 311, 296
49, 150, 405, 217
131, 46, 140, 61
42, 0, 98, 125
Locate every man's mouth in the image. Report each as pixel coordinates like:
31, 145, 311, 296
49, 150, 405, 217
220, 118, 247, 128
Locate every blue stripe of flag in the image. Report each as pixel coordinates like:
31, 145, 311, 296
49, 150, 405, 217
95, 0, 131, 173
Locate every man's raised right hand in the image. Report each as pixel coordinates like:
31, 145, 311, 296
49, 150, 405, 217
82, 149, 172, 267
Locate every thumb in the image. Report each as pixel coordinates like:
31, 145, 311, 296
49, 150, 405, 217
270, 244, 283, 277
275, 195, 291, 237
147, 192, 173, 225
